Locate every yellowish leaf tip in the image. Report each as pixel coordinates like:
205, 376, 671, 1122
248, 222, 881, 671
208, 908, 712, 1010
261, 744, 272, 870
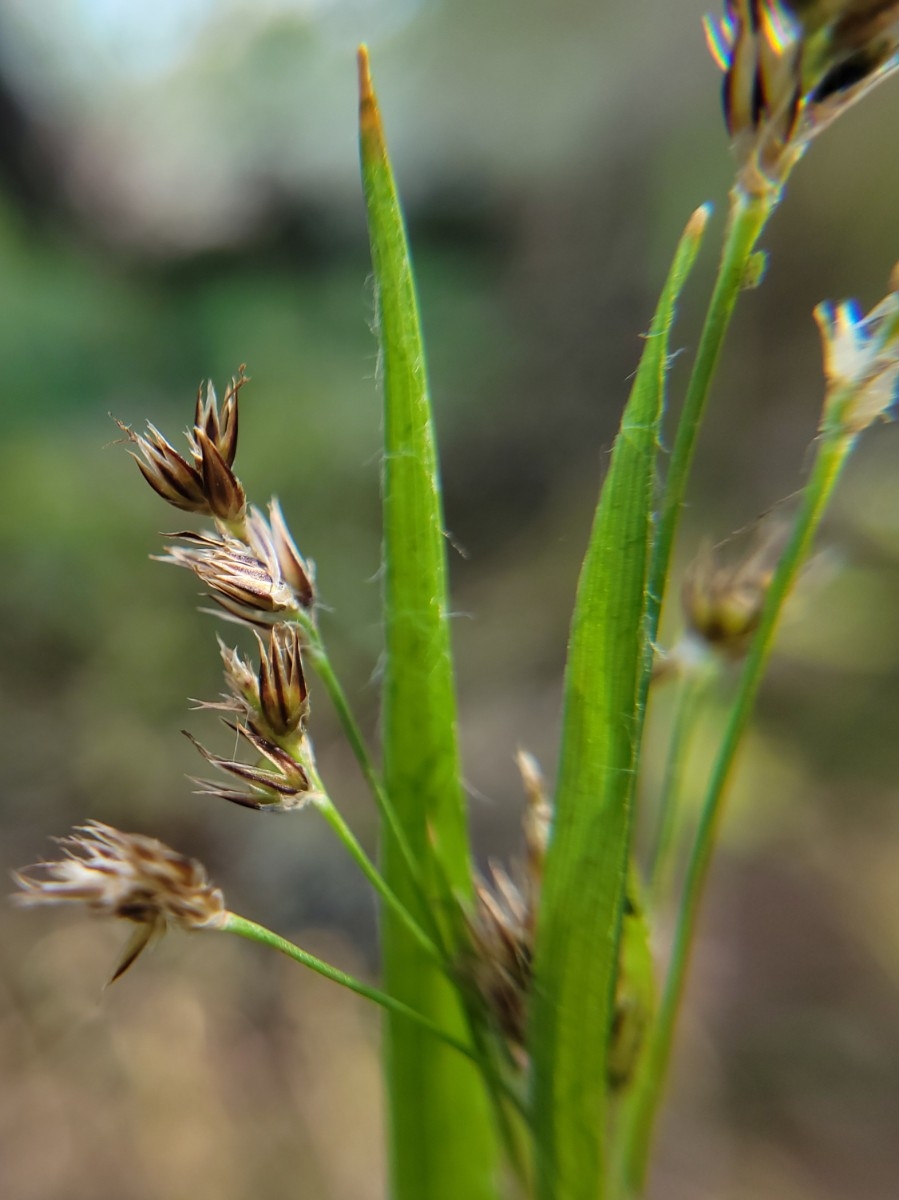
357, 45, 373, 102
687, 203, 712, 240
357, 44, 381, 141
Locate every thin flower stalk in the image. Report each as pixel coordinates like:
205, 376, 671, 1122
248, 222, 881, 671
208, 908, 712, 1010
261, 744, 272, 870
616, 426, 852, 1197
12, 826, 478, 1063
647, 188, 774, 650
298, 618, 450, 951
646, 670, 711, 908
222, 912, 479, 1064
310, 791, 448, 968
651, 0, 899, 642
614, 264, 899, 1190
187, 670, 447, 967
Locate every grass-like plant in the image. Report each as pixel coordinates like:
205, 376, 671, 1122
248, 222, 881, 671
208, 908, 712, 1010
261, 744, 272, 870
13, 5, 899, 1198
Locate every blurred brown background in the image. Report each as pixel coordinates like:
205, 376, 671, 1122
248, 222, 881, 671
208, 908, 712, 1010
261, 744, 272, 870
2, 1, 899, 1197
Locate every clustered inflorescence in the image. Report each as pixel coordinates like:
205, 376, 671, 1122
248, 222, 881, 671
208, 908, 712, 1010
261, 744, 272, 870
13, 822, 227, 981
11, 0, 899, 1106
13, 372, 327, 975
705, 0, 899, 197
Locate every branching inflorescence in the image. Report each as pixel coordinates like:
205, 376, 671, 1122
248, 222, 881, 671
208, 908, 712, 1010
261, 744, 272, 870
12, 9, 899, 1199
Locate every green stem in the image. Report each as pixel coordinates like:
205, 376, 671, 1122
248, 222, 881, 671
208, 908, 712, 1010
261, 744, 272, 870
465, 1013, 534, 1174
222, 912, 475, 1061
297, 626, 531, 1152
647, 187, 775, 645
299, 619, 448, 952
316, 783, 534, 1141
312, 792, 446, 967
616, 424, 853, 1195
647, 668, 711, 906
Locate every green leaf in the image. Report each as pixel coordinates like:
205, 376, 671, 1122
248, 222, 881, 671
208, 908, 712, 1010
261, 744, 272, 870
356, 47, 499, 1200
529, 206, 709, 1200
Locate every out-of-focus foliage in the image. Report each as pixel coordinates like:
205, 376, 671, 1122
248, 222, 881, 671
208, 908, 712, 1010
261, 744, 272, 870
3, 1, 899, 1197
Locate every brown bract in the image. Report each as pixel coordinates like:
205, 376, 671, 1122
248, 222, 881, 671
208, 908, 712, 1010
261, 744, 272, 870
186, 719, 316, 812
159, 505, 315, 628
117, 370, 248, 525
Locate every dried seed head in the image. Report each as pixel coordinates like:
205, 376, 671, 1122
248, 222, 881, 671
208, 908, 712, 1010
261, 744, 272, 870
466, 865, 533, 1049
185, 720, 317, 811
460, 752, 551, 1053
12, 822, 227, 981
117, 370, 248, 525
815, 267, 899, 434
705, 1, 899, 196
680, 524, 787, 660
256, 623, 309, 737
159, 508, 313, 627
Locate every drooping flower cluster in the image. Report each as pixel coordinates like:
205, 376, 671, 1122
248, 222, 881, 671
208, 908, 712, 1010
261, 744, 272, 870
705, 0, 899, 196
13, 822, 227, 981
119, 376, 320, 811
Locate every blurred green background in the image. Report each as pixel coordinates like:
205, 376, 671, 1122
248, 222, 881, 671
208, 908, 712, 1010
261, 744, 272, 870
2, 1, 899, 1197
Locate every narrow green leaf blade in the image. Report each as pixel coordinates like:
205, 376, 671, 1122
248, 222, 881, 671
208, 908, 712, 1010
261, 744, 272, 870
357, 47, 498, 1200
530, 207, 709, 1200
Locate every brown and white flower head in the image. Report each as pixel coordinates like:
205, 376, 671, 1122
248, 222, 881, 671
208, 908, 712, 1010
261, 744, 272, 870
255, 623, 309, 737
460, 752, 552, 1053
117, 369, 248, 527
159, 504, 314, 627
200, 625, 310, 743
705, 1, 899, 197
12, 822, 227, 981
678, 522, 789, 664
815, 263, 899, 434
185, 719, 318, 812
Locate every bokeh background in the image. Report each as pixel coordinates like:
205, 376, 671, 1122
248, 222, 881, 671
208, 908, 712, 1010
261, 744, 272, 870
2, 1, 899, 1197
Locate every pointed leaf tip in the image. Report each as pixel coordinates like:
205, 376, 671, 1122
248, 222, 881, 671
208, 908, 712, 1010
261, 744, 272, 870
687, 203, 713, 240
357, 45, 380, 141
357, 45, 372, 98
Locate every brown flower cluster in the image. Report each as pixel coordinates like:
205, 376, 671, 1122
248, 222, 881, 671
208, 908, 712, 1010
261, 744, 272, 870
706, 0, 899, 196
119, 374, 320, 812
461, 752, 550, 1051
13, 822, 227, 981
117, 371, 246, 526
119, 371, 315, 625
